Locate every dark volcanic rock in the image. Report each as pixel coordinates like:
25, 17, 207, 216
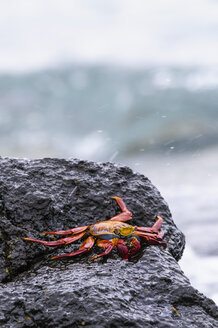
0, 157, 217, 328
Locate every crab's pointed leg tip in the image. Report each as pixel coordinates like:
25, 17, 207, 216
89, 256, 96, 261
49, 256, 56, 260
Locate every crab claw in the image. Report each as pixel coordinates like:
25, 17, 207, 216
128, 236, 141, 258
116, 239, 129, 260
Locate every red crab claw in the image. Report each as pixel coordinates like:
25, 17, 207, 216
43, 226, 88, 236
136, 216, 164, 234
116, 239, 129, 260
50, 236, 95, 260
109, 196, 132, 222
23, 231, 86, 246
128, 236, 141, 258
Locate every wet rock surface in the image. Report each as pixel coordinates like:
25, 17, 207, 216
0, 157, 217, 328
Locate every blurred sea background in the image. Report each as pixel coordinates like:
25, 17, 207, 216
0, 0, 218, 304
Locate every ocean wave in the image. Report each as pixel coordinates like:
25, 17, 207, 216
0, 65, 218, 160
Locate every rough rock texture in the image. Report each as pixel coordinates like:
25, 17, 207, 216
0, 157, 217, 328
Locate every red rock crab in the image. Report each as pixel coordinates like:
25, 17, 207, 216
23, 196, 167, 260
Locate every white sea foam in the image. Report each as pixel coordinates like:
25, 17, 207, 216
180, 246, 218, 305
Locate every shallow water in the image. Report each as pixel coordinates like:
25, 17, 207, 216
127, 147, 218, 304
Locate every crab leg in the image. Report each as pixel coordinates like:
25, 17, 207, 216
90, 240, 114, 260
109, 196, 132, 222
134, 229, 165, 240
135, 231, 167, 247
50, 236, 95, 260
136, 216, 164, 233
134, 231, 164, 239
23, 232, 86, 246
43, 226, 88, 236
157, 230, 165, 239
147, 237, 167, 247
151, 216, 164, 232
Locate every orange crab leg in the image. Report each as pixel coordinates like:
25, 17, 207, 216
134, 231, 167, 247
157, 230, 165, 239
134, 231, 164, 239
23, 231, 86, 246
50, 236, 95, 260
136, 216, 164, 233
151, 216, 164, 232
109, 196, 132, 222
90, 240, 114, 260
43, 226, 88, 236
134, 229, 165, 240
